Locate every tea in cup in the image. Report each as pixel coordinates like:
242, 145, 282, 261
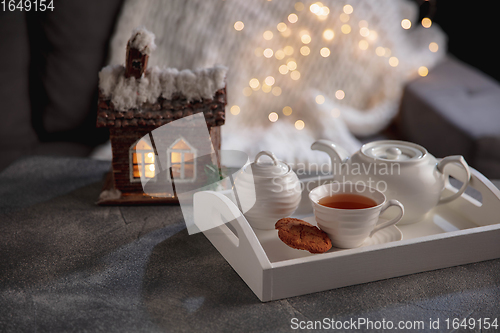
309, 182, 404, 249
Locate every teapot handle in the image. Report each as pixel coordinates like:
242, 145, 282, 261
437, 155, 471, 205
255, 151, 278, 166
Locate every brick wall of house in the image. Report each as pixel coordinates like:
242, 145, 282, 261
110, 125, 221, 197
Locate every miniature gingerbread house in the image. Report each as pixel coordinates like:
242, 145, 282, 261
96, 27, 227, 204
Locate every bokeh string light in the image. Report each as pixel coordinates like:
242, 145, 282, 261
290, 70, 301, 80
283, 45, 294, 55
341, 24, 351, 34
294, 2, 305, 11
418, 66, 429, 77
315, 95, 325, 104
233, 21, 244, 31
263, 48, 273, 58
300, 46, 311, 56
323, 29, 334, 40
343, 4, 353, 14
272, 86, 282, 96
429, 42, 439, 52
275, 49, 285, 60
279, 64, 289, 74
230, 105, 241, 115
389, 56, 399, 67
335, 90, 345, 100
359, 26, 370, 37
277, 22, 287, 32
249, 78, 259, 90
268, 112, 279, 122
265, 76, 275, 86
358, 40, 368, 50
232, 1, 438, 126
263, 30, 273, 40
288, 13, 299, 23
401, 19, 411, 30
421, 17, 432, 28
320, 47, 330, 57
295, 120, 305, 130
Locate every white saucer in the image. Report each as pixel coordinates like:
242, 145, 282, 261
362, 225, 403, 246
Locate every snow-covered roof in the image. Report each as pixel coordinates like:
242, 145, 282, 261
97, 26, 228, 128
98, 64, 228, 111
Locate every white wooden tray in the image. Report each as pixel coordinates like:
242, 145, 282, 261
194, 165, 500, 302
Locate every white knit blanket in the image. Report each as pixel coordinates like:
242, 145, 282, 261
105, 0, 446, 165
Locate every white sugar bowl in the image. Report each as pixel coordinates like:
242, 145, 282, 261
233, 151, 301, 230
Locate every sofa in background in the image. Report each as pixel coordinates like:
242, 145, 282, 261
400, 56, 500, 179
0, 1, 123, 170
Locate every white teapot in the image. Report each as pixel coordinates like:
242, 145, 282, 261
311, 140, 471, 224
233, 151, 301, 230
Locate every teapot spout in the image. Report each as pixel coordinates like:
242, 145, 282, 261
311, 140, 350, 176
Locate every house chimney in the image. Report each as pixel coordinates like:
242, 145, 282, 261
125, 27, 156, 79
125, 45, 148, 79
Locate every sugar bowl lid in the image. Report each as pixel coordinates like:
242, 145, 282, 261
245, 151, 290, 177
361, 141, 426, 162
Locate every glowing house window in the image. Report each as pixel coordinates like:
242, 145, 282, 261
168, 138, 196, 182
130, 139, 156, 182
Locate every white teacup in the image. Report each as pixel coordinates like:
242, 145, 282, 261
309, 182, 404, 249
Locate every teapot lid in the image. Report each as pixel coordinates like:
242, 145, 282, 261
245, 151, 290, 177
361, 141, 426, 162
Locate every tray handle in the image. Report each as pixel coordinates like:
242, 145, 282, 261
194, 191, 272, 269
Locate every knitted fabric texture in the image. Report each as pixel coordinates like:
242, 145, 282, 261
107, 0, 446, 165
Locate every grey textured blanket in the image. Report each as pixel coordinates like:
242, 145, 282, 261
0, 157, 499, 332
